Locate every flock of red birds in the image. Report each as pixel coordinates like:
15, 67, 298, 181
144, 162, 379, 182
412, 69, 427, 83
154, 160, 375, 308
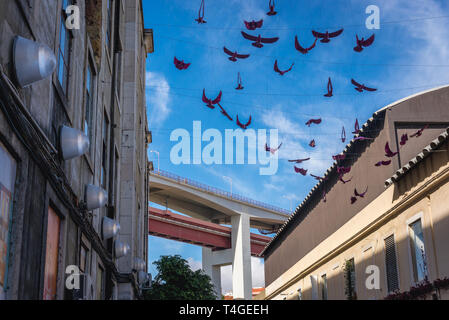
172, 1, 429, 205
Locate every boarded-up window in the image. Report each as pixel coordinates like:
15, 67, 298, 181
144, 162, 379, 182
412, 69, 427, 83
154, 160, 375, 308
43, 207, 61, 300
384, 235, 399, 292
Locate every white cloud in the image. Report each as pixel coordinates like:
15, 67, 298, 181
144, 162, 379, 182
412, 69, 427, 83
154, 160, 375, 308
187, 257, 202, 271
220, 257, 265, 295
146, 71, 171, 127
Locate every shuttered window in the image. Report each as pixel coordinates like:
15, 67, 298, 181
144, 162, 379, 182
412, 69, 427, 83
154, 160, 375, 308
385, 235, 399, 292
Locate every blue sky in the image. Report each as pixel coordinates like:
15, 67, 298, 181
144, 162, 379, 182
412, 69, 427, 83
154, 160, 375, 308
142, 0, 449, 293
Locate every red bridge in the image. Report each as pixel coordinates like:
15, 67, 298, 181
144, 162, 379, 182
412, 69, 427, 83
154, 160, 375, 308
149, 207, 272, 257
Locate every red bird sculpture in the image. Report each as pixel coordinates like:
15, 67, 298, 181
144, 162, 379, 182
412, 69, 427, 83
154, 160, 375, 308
202, 89, 222, 109
339, 174, 352, 184
353, 34, 375, 52
305, 118, 322, 127
337, 166, 351, 174
265, 142, 282, 154
400, 133, 408, 146
312, 29, 344, 43
354, 187, 368, 198
241, 31, 279, 48
294, 166, 308, 176
223, 47, 250, 62
217, 103, 233, 121
341, 126, 346, 143
332, 154, 346, 161
236, 115, 252, 130
295, 36, 317, 54
352, 119, 360, 135
288, 158, 310, 163
309, 139, 316, 148
385, 142, 398, 158
267, 0, 277, 16
244, 19, 263, 30
195, 0, 207, 24
410, 124, 429, 138
324, 77, 333, 97
375, 160, 391, 167
310, 174, 327, 181
274, 60, 294, 76
351, 79, 377, 92
236, 72, 244, 90
174, 57, 191, 70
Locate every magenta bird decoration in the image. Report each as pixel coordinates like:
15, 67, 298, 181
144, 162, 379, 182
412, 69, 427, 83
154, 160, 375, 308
174, 57, 191, 70
265, 142, 282, 154
333, 154, 346, 161
274, 60, 294, 75
195, 0, 207, 24
385, 142, 399, 158
354, 186, 368, 198
244, 19, 263, 30
236, 115, 252, 130
312, 28, 344, 43
236, 72, 244, 90
375, 160, 391, 167
309, 139, 316, 148
288, 158, 310, 163
241, 31, 279, 48
352, 119, 360, 135
410, 124, 429, 138
351, 79, 377, 92
324, 77, 333, 97
295, 36, 317, 54
353, 34, 375, 52
305, 118, 322, 127
267, 0, 277, 16
202, 89, 222, 109
400, 133, 408, 146
223, 47, 250, 62
341, 126, 346, 143
294, 166, 308, 176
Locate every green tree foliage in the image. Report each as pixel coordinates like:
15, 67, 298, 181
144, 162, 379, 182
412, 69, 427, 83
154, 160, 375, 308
144, 255, 217, 300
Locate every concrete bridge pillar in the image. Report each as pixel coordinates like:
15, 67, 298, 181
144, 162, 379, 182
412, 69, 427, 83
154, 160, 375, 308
202, 247, 223, 298
201, 213, 252, 300
231, 214, 252, 300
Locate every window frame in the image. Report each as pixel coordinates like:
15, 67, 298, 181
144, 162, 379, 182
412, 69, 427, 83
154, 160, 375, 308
406, 213, 428, 284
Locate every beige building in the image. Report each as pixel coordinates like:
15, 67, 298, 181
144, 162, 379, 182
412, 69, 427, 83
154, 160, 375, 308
262, 86, 449, 300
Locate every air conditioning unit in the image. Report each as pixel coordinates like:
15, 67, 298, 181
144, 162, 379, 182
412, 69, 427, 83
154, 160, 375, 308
72, 273, 95, 300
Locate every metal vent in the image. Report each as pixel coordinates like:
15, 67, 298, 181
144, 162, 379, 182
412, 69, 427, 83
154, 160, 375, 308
385, 235, 399, 293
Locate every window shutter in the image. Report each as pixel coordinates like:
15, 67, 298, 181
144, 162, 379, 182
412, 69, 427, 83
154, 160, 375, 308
385, 235, 399, 292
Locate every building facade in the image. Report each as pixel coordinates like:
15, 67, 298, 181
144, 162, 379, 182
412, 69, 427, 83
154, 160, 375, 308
262, 86, 449, 300
0, 0, 152, 300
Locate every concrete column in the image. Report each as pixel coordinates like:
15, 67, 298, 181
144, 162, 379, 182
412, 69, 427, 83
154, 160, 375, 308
231, 214, 252, 300
202, 247, 222, 298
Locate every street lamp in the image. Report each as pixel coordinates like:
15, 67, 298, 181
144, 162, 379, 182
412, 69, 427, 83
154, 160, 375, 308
223, 176, 232, 195
150, 150, 160, 173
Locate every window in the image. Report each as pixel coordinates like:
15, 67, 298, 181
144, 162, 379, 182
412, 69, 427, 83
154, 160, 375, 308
57, 0, 72, 95
409, 219, 427, 283
321, 274, 328, 300
84, 64, 94, 150
101, 113, 109, 188
297, 288, 302, 300
96, 264, 104, 300
43, 207, 61, 300
384, 235, 399, 292
344, 258, 357, 300
106, 0, 113, 52
0, 142, 16, 299
79, 239, 90, 274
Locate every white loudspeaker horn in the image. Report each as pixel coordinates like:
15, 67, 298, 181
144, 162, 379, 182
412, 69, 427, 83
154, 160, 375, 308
59, 125, 89, 160
102, 216, 120, 240
85, 184, 108, 211
114, 240, 130, 258
13, 36, 57, 88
